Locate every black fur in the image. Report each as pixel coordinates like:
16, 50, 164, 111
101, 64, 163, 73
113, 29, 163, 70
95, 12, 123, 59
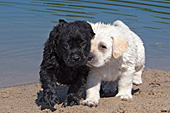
39, 19, 95, 108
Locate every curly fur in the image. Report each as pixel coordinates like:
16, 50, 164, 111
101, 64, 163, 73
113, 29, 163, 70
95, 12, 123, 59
39, 19, 95, 107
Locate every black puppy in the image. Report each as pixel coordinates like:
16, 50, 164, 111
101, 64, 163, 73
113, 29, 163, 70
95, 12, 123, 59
39, 19, 95, 107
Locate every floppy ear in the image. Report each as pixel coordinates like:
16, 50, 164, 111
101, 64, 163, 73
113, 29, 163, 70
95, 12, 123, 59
47, 19, 68, 52
75, 21, 95, 38
112, 36, 129, 59
41, 26, 60, 69
83, 21, 95, 39
85, 21, 95, 38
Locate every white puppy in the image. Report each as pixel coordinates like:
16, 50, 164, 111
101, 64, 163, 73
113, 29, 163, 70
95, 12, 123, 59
82, 20, 145, 107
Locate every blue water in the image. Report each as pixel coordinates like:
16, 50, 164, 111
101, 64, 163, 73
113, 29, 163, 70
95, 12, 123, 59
0, 0, 170, 87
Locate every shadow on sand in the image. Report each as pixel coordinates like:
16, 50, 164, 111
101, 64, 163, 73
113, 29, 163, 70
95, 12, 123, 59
35, 84, 140, 111
35, 85, 68, 111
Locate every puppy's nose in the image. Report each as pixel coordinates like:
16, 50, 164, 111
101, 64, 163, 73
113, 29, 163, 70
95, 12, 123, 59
88, 54, 94, 61
72, 55, 81, 62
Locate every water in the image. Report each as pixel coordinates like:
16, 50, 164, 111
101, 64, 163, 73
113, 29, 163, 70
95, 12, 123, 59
0, 0, 170, 88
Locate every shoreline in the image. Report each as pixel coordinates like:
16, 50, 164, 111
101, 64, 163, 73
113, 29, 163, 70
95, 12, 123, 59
0, 82, 39, 89
0, 68, 169, 89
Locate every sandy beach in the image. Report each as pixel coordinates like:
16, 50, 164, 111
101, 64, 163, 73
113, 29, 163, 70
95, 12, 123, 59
0, 69, 170, 113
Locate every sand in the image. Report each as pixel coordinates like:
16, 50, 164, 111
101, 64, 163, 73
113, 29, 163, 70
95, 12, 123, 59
0, 69, 170, 113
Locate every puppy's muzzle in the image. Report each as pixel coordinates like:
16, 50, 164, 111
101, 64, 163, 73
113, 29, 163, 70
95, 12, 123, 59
86, 53, 95, 67
71, 54, 81, 62
88, 53, 94, 61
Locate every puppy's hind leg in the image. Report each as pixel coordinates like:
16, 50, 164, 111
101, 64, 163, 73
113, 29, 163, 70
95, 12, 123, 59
116, 68, 134, 99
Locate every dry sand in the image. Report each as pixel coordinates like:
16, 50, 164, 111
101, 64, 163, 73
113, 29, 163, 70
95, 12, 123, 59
0, 69, 170, 113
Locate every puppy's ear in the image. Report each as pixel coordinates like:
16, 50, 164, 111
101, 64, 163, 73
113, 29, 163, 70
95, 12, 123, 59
48, 19, 67, 50
84, 21, 95, 38
85, 21, 95, 37
47, 26, 60, 52
49, 20, 67, 48
112, 36, 128, 59
75, 21, 95, 38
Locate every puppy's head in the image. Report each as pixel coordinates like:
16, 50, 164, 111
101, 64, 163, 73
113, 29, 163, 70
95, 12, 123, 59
87, 23, 128, 67
48, 19, 95, 67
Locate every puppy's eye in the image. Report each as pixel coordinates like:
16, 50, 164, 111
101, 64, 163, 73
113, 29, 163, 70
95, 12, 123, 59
99, 43, 107, 51
80, 41, 87, 47
101, 45, 107, 49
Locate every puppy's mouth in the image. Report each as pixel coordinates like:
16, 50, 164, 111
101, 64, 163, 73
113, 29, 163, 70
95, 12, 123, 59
86, 61, 95, 67
67, 60, 85, 67
65, 55, 87, 67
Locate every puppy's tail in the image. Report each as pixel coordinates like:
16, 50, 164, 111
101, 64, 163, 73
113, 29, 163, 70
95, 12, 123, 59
113, 20, 129, 29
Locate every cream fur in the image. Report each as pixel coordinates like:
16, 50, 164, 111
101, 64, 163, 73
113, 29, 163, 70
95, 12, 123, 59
82, 20, 145, 107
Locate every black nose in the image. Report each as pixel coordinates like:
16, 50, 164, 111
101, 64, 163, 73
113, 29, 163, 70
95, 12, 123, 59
72, 55, 81, 62
88, 54, 94, 61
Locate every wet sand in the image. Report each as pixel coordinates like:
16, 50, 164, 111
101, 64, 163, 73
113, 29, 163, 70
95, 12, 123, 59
0, 69, 170, 113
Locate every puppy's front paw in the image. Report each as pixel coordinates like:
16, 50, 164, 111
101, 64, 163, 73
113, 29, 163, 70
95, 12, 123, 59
62, 93, 80, 107
41, 90, 59, 107
116, 92, 132, 100
81, 99, 98, 107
